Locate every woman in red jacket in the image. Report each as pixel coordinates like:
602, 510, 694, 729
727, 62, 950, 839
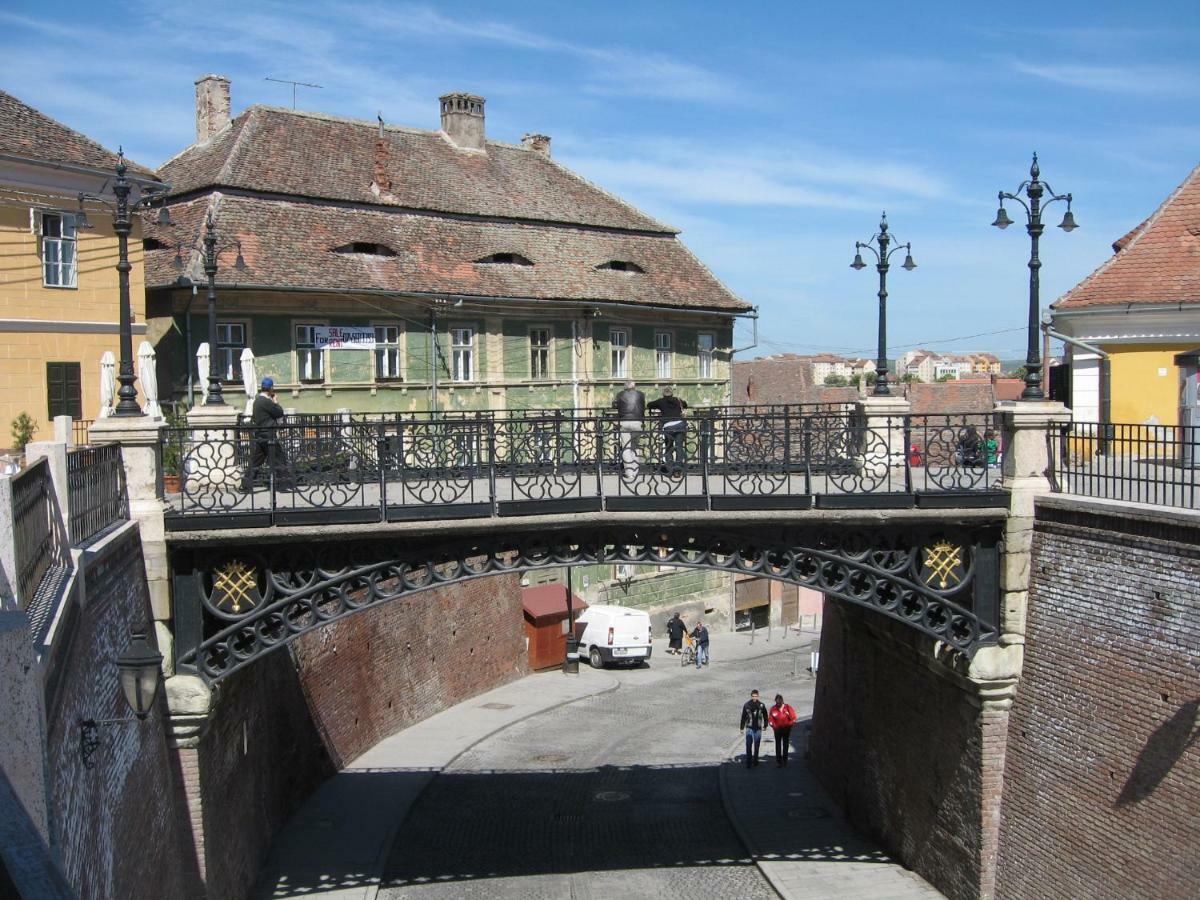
768, 694, 798, 767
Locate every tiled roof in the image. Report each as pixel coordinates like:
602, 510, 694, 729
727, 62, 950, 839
160, 106, 671, 233
0, 89, 156, 178
145, 194, 747, 311
732, 356, 857, 406
904, 382, 997, 415
1055, 162, 1200, 309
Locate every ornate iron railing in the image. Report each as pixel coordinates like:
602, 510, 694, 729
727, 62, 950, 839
12, 458, 56, 606
163, 408, 1005, 528
1049, 420, 1199, 509
67, 443, 128, 545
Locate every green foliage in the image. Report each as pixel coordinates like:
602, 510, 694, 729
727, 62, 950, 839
823, 373, 849, 387
936, 373, 957, 382
161, 404, 188, 476
899, 373, 920, 384
10, 412, 37, 453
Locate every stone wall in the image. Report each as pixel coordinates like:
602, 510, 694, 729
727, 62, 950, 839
291, 573, 527, 767
995, 497, 1200, 899
809, 599, 1004, 900
43, 524, 194, 899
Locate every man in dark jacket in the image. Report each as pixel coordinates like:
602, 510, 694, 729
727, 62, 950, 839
242, 377, 288, 490
647, 387, 688, 475
739, 689, 769, 768
666, 612, 686, 654
613, 380, 645, 478
691, 621, 709, 669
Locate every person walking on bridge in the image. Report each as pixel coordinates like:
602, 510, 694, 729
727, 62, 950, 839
242, 377, 289, 491
740, 689, 769, 768
768, 693, 798, 767
613, 380, 645, 479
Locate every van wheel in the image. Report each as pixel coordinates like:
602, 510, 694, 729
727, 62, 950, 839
589, 647, 605, 668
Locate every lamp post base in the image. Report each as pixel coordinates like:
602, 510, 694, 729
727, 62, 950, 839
563, 637, 579, 674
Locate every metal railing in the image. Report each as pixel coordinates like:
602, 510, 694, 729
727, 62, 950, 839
12, 458, 55, 606
1049, 420, 1199, 509
164, 407, 1005, 527
72, 418, 94, 447
67, 443, 128, 545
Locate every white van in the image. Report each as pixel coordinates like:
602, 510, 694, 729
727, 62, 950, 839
573, 605, 653, 668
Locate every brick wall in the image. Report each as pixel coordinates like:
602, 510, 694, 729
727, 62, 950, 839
995, 497, 1200, 899
809, 599, 1003, 900
43, 525, 194, 899
291, 573, 527, 766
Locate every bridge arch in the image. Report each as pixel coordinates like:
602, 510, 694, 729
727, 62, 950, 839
172, 521, 1000, 683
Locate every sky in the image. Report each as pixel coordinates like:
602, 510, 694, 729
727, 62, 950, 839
2, 0, 1197, 361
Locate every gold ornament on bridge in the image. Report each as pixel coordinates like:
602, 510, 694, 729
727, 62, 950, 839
212, 560, 261, 615
920, 540, 965, 590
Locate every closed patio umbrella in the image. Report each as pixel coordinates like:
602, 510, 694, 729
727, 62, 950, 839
196, 343, 210, 405
240, 348, 257, 416
138, 340, 162, 419
99, 351, 115, 418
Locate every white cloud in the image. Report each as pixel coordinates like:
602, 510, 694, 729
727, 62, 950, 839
1008, 59, 1200, 95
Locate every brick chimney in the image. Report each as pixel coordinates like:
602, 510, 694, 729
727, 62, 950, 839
522, 133, 551, 157
439, 92, 485, 151
195, 75, 231, 144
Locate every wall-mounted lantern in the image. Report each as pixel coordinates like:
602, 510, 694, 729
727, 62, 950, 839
79, 625, 164, 769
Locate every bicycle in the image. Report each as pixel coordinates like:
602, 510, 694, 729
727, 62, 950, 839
680, 634, 696, 667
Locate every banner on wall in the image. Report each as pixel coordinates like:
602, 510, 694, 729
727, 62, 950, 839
313, 326, 376, 350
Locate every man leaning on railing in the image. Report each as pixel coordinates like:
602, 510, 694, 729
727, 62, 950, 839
241, 377, 292, 491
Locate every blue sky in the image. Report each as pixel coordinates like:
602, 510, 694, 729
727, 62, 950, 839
2, 1, 1197, 360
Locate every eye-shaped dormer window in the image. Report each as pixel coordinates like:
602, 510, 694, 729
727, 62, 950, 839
333, 242, 397, 257
475, 252, 533, 266
596, 260, 645, 273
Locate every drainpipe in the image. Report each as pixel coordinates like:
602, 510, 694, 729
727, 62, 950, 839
571, 319, 579, 411
1042, 319, 1111, 451
728, 307, 760, 406
429, 306, 438, 414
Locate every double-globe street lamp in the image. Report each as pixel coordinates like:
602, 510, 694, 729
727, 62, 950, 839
192, 214, 246, 406
851, 212, 916, 396
77, 152, 171, 416
992, 153, 1078, 401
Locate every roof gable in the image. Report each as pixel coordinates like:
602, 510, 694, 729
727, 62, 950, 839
1055, 163, 1200, 310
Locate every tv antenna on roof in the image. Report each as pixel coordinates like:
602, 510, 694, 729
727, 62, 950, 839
264, 76, 323, 109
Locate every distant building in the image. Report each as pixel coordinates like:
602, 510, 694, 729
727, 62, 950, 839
1051, 162, 1200, 424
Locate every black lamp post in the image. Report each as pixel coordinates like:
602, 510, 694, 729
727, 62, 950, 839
992, 153, 1078, 401
851, 212, 916, 396
79, 624, 164, 769
78, 151, 171, 416
200, 213, 246, 406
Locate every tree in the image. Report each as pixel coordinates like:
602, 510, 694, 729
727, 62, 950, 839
936, 373, 957, 383
898, 372, 920, 384
823, 373, 849, 387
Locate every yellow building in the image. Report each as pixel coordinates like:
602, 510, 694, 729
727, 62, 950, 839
1052, 162, 1200, 426
0, 89, 159, 448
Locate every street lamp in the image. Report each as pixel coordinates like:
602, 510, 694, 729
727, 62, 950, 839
851, 212, 916, 396
198, 213, 246, 406
79, 624, 164, 769
77, 151, 171, 416
992, 153, 1078, 401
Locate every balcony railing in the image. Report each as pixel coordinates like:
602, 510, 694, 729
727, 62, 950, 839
12, 458, 55, 606
1049, 421, 1199, 510
67, 443, 128, 545
72, 418, 94, 447
163, 407, 1005, 529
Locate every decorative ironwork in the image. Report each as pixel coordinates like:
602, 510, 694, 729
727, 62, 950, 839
174, 523, 1001, 682
164, 407, 1005, 528
67, 443, 128, 545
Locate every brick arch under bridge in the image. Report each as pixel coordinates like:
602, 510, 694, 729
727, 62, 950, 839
170, 521, 1001, 683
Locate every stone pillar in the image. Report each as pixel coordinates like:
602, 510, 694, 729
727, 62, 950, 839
854, 394, 910, 471
165, 674, 214, 892
88, 416, 170, 640
24, 441, 70, 545
53, 415, 72, 446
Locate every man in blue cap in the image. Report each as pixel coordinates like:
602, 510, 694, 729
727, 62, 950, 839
242, 376, 289, 490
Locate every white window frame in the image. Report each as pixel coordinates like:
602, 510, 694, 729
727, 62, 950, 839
655, 331, 673, 379
216, 321, 248, 383
374, 323, 403, 381
697, 332, 715, 379
610, 328, 629, 379
450, 325, 475, 383
41, 212, 78, 288
294, 322, 327, 383
529, 327, 552, 379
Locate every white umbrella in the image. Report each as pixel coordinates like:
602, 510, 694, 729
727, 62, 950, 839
240, 348, 257, 416
137, 340, 162, 419
196, 342, 210, 405
98, 351, 116, 418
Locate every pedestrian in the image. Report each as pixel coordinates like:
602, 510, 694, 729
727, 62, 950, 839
242, 377, 289, 490
739, 689, 769, 768
984, 430, 1000, 468
768, 693, 798, 767
691, 620, 710, 669
647, 386, 688, 475
666, 611, 686, 655
955, 424, 983, 467
612, 379, 645, 479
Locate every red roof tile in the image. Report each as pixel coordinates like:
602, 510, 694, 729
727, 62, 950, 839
1055, 163, 1200, 309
